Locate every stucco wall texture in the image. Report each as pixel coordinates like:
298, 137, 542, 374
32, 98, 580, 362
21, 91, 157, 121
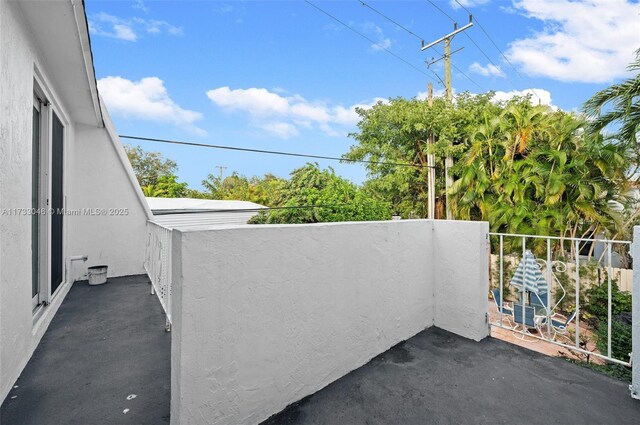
0, 1, 150, 402
0, 0, 37, 403
170, 220, 490, 425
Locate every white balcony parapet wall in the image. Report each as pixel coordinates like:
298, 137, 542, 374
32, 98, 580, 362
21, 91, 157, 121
170, 220, 489, 425
432, 220, 490, 340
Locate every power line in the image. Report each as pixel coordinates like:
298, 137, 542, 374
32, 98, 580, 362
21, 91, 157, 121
452, 0, 522, 78
120, 135, 434, 169
354, 0, 445, 86
462, 30, 539, 101
426, 0, 457, 23
428, 65, 446, 87
304, 0, 432, 79
357, 0, 424, 42
451, 62, 484, 91
462, 31, 523, 92
426, 46, 481, 91
463, 32, 499, 70
451, 0, 544, 105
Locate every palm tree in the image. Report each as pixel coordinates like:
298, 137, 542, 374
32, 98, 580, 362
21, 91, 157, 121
451, 103, 630, 246
584, 49, 640, 149
500, 102, 549, 163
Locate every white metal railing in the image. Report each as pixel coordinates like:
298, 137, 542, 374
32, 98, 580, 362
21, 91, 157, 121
144, 220, 172, 330
489, 232, 632, 367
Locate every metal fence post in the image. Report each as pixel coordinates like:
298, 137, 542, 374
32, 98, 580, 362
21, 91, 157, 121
631, 226, 640, 399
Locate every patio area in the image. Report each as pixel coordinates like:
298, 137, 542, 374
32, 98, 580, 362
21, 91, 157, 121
487, 300, 604, 362
262, 327, 640, 425
1, 273, 639, 424
0, 275, 171, 425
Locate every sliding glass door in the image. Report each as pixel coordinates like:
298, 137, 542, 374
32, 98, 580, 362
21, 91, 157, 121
50, 112, 64, 295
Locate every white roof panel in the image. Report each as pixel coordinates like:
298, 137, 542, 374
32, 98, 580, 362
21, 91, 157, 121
146, 197, 266, 230
146, 197, 265, 212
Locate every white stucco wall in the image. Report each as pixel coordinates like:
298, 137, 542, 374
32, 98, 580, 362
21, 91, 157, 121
0, 0, 54, 402
433, 220, 490, 341
67, 116, 150, 278
0, 0, 149, 402
170, 220, 489, 425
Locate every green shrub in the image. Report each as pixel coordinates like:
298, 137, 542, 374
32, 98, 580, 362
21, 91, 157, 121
585, 279, 631, 321
595, 316, 632, 363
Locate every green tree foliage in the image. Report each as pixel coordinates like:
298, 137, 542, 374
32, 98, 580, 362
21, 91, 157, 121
584, 279, 632, 320
452, 103, 630, 239
345, 94, 500, 218
155, 175, 189, 198
595, 319, 632, 367
250, 163, 392, 224
125, 144, 191, 198
201, 172, 286, 206
140, 175, 189, 198
586, 279, 633, 373
346, 93, 631, 239
124, 144, 178, 187
584, 48, 640, 152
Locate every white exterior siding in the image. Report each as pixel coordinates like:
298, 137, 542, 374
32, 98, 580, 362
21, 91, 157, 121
152, 212, 261, 229
0, 0, 150, 402
147, 198, 265, 230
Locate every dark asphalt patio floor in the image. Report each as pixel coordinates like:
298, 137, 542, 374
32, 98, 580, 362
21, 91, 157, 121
262, 327, 640, 425
1, 275, 170, 425
3, 276, 639, 425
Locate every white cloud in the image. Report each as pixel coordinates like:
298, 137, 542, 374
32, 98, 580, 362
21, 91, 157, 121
361, 23, 392, 52
260, 122, 300, 139
206, 87, 290, 116
450, 0, 491, 8
206, 87, 386, 138
89, 12, 182, 42
416, 89, 447, 100
492, 88, 553, 107
140, 19, 183, 36
506, 0, 640, 83
334, 98, 389, 125
214, 3, 245, 24
98, 76, 205, 136
372, 37, 392, 51
111, 23, 137, 41
216, 4, 234, 14
133, 0, 148, 13
469, 62, 506, 78
415, 87, 553, 108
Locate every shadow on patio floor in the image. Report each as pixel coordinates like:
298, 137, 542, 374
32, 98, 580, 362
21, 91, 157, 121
263, 327, 640, 425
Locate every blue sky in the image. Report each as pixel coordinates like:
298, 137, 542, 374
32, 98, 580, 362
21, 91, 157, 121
86, 0, 640, 189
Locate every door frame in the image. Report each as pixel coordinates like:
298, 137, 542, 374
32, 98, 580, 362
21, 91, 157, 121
33, 71, 70, 309
32, 92, 43, 310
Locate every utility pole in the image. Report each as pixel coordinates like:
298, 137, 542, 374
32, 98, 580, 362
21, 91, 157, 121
215, 165, 227, 180
427, 83, 435, 220
422, 16, 473, 220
